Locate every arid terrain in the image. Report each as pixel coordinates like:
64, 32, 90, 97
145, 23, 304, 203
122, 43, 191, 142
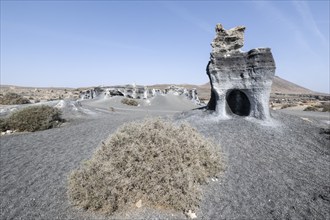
1, 76, 329, 108
0, 77, 329, 219
1, 0, 329, 218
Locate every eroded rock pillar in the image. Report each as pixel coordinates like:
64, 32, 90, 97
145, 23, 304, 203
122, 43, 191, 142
206, 24, 276, 120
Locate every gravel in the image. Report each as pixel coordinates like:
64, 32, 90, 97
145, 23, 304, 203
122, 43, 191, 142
1, 101, 329, 219
176, 109, 330, 219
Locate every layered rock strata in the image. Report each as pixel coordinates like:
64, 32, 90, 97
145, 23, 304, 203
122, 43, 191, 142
207, 24, 276, 120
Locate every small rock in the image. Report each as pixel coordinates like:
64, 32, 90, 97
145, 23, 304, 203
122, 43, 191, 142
186, 210, 197, 219
301, 117, 312, 123
6, 130, 13, 134
1, 132, 6, 135
135, 199, 142, 208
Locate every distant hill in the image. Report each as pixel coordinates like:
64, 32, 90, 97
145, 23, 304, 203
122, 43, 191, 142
151, 76, 316, 101
1, 76, 320, 102
271, 76, 313, 94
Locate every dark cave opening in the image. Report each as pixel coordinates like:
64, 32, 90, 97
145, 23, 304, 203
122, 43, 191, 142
226, 90, 251, 116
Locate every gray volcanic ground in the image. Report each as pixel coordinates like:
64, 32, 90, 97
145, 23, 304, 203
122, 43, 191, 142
177, 110, 329, 219
1, 95, 329, 219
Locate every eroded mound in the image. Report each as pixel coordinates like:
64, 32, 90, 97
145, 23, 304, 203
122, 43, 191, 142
68, 118, 223, 215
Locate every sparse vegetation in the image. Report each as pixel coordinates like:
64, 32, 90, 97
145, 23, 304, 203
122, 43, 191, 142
320, 103, 330, 112
1, 105, 64, 132
68, 118, 223, 215
301, 102, 330, 112
0, 118, 10, 132
322, 106, 330, 112
320, 128, 330, 140
304, 106, 319, 112
280, 104, 296, 109
0, 93, 31, 105
121, 98, 139, 106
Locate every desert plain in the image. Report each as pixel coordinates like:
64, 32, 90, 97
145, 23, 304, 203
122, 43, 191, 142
0, 79, 329, 219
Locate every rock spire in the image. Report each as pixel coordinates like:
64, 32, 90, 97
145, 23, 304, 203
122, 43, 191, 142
207, 23, 276, 120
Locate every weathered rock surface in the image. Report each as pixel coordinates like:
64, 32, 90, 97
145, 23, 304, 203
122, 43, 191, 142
207, 23, 276, 120
211, 23, 245, 54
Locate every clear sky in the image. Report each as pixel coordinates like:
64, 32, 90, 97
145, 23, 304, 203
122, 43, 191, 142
1, 1, 329, 93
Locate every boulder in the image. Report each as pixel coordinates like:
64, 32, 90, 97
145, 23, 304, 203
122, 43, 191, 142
207, 24, 276, 120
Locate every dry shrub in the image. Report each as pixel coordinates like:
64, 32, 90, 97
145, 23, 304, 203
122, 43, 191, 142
321, 103, 330, 112
0, 93, 31, 105
303, 106, 319, 112
320, 128, 330, 140
280, 104, 296, 109
68, 118, 223, 215
0, 118, 10, 132
121, 98, 139, 106
5, 105, 64, 132
304, 102, 330, 112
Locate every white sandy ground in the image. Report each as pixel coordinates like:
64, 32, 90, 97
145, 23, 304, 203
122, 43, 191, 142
0, 96, 329, 219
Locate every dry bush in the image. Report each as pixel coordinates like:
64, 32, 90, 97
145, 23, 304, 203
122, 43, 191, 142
321, 103, 330, 112
68, 118, 223, 215
305, 102, 330, 112
5, 105, 64, 132
0, 93, 31, 105
303, 106, 319, 112
0, 118, 10, 132
280, 104, 296, 109
320, 128, 330, 140
121, 98, 139, 106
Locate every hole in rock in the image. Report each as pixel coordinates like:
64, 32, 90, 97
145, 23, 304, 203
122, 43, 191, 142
226, 90, 251, 116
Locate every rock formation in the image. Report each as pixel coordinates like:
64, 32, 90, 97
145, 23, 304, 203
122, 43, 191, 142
207, 23, 276, 120
80, 89, 99, 100
164, 86, 200, 104
79, 85, 201, 104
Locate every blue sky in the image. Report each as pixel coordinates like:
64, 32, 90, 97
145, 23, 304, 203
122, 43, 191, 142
1, 1, 329, 93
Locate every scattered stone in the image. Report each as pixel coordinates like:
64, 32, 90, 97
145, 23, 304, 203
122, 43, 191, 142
320, 128, 330, 134
211, 177, 219, 182
135, 199, 142, 208
6, 130, 13, 134
319, 128, 330, 140
186, 210, 197, 219
206, 23, 276, 120
301, 117, 312, 123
